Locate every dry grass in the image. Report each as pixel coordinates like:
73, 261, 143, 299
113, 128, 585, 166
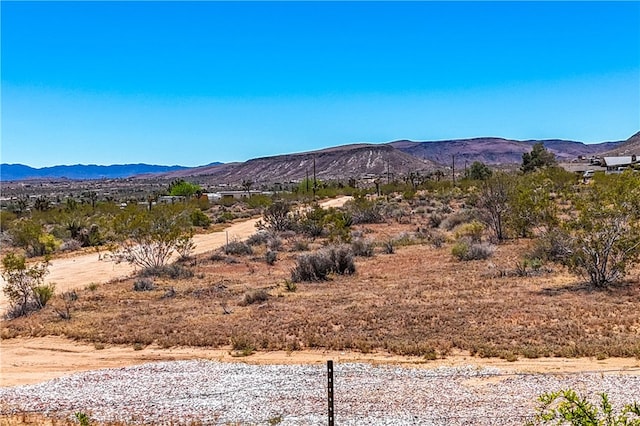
2, 219, 640, 361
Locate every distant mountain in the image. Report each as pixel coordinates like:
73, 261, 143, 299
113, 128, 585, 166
161, 144, 438, 183
0, 163, 207, 181
389, 137, 623, 165
600, 131, 640, 157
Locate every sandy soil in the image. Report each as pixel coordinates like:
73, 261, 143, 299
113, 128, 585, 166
2, 336, 639, 388
0, 197, 352, 313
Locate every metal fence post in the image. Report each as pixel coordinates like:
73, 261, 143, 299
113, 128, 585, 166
327, 360, 334, 426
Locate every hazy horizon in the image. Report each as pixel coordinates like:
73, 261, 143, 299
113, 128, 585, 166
2, 2, 639, 168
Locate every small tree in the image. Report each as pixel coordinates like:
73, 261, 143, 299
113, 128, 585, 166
554, 173, 640, 287
2, 252, 52, 318
167, 179, 201, 198
466, 161, 492, 181
110, 204, 194, 269
241, 179, 253, 198
476, 172, 513, 242
259, 201, 293, 232
522, 142, 557, 173
508, 173, 557, 238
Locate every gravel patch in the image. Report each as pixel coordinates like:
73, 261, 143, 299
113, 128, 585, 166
1, 361, 639, 425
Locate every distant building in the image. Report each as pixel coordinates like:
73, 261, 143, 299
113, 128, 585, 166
602, 155, 638, 173
158, 195, 186, 204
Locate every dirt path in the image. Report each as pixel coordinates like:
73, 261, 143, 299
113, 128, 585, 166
2, 336, 639, 387
0, 197, 352, 313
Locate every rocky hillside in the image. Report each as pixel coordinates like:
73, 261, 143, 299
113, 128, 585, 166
389, 137, 623, 165
162, 144, 438, 183
600, 131, 640, 156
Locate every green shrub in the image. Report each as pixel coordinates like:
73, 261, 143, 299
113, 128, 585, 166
2, 252, 50, 318
190, 209, 211, 228
528, 389, 640, 426
216, 212, 235, 223
33, 284, 55, 308
454, 220, 484, 243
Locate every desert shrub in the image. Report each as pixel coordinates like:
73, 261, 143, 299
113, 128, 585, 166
528, 389, 640, 426
345, 197, 383, 224
224, 240, 253, 256
284, 279, 297, 292
230, 335, 256, 356
291, 246, 355, 282
32, 284, 55, 308
330, 245, 356, 275
514, 257, 544, 277
291, 239, 309, 252
351, 238, 374, 257
2, 252, 50, 318
439, 210, 474, 231
175, 235, 196, 260
382, 240, 395, 254
60, 239, 83, 252
77, 224, 103, 247
260, 201, 294, 232
428, 213, 444, 228
133, 278, 155, 291
454, 220, 485, 243
451, 239, 495, 261
392, 232, 415, 246
265, 249, 277, 265
531, 229, 571, 262
267, 236, 283, 251
246, 231, 270, 246
216, 211, 235, 223
111, 204, 193, 269
139, 264, 194, 279
291, 252, 334, 282
55, 290, 78, 320
424, 229, 447, 248
190, 209, 211, 228
241, 289, 270, 306
297, 205, 329, 238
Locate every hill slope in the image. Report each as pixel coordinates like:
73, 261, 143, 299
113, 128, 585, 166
600, 131, 640, 156
389, 137, 621, 165
163, 144, 438, 183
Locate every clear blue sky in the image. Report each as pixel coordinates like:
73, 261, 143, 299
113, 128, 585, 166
2, 1, 639, 168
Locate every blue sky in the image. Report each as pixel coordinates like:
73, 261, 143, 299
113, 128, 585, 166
2, 1, 639, 168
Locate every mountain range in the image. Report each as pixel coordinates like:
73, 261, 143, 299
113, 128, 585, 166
0, 163, 196, 182
2, 133, 637, 183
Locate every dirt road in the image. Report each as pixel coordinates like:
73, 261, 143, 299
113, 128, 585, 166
0, 197, 352, 313
2, 336, 639, 387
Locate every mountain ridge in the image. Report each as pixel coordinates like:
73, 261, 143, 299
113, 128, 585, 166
0, 163, 206, 181
3, 133, 636, 182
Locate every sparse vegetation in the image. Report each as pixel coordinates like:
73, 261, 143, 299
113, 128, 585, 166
2, 253, 51, 318
3, 170, 640, 363
528, 389, 640, 426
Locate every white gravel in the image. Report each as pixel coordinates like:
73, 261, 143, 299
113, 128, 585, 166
1, 361, 639, 425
